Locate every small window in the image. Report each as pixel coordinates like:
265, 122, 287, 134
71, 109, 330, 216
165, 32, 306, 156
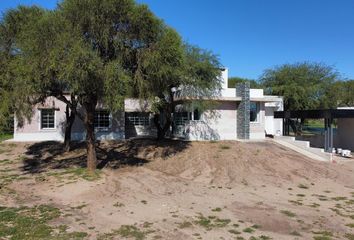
193, 109, 200, 121
126, 112, 150, 126
94, 110, 110, 129
41, 109, 55, 129
250, 102, 260, 122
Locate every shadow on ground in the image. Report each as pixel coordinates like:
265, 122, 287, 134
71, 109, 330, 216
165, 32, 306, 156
22, 138, 190, 174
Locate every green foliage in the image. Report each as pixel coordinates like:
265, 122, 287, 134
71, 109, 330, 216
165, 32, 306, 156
98, 225, 151, 240
131, 29, 222, 138
46, 167, 101, 181
0, 205, 87, 240
260, 62, 339, 110
211, 207, 222, 212
332, 80, 354, 107
228, 77, 262, 88
280, 210, 296, 217
313, 236, 332, 240
193, 214, 231, 230
0, 134, 12, 142
1, 0, 186, 167
0, 6, 46, 128
242, 227, 255, 233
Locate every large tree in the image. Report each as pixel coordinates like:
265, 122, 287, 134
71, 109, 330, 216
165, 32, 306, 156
57, 0, 166, 171
260, 62, 339, 111
0, 6, 45, 133
133, 38, 222, 140
8, 8, 84, 151
4, 0, 172, 172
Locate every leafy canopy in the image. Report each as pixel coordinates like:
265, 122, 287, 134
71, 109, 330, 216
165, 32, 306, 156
260, 62, 339, 111
0, 6, 46, 128
228, 77, 261, 89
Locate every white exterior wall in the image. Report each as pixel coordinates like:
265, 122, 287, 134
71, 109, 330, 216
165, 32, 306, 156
12, 69, 284, 142
250, 102, 266, 139
250, 89, 264, 98
265, 101, 283, 136
183, 101, 237, 141
14, 97, 67, 142
220, 68, 236, 98
14, 96, 125, 142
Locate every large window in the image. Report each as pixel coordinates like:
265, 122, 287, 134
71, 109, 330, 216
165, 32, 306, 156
174, 110, 201, 126
94, 110, 110, 129
250, 102, 260, 122
126, 112, 150, 126
40, 109, 55, 129
174, 112, 190, 126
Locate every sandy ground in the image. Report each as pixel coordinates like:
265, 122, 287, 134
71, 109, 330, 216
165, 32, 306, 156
0, 139, 354, 240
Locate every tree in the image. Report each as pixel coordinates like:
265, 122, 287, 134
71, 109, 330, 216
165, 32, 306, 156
260, 62, 339, 111
133, 37, 222, 140
228, 77, 261, 88
332, 80, 354, 107
0, 6, 87, 152
131, 26, 185, 139
0, 6, 45, 133
57, 0, 168, 171
3, 0, 169, 172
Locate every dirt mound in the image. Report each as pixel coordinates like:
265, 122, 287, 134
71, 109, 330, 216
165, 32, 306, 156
145, 141, 354, 187
22, 139, 354, 187
2, 140, 354, 239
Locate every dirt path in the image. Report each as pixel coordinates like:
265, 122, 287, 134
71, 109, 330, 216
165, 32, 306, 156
0, 140, 354, 240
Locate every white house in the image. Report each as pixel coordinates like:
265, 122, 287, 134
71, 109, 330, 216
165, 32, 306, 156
13, 69, 283, 142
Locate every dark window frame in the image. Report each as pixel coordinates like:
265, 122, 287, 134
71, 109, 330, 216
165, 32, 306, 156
125, 112, 150, 126
94, 110, 111, 129
40, 109, 55, 130
250, 102, 260, 123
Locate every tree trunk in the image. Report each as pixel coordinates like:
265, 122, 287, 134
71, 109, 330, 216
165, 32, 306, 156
153, 107, 172, 141
153, 113, 164, 140
83, 99, 97, 172
154, 91, 175, 141
64, 105, 75, 152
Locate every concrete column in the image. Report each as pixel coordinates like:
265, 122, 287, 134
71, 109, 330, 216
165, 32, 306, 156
236, 82, 250, 139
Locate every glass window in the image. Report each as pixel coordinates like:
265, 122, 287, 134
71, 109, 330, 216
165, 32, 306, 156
126, 112, 150, 126
94, 110, 110, 128
174, 112, 189, 126
193, 109, 200, 121
250, 102, 259, 122
41, 109, 55, 129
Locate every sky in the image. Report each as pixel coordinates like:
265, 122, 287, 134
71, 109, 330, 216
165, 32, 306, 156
1, 0, 354, 80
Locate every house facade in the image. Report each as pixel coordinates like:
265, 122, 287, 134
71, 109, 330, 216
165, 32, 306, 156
13, 69, 283, 142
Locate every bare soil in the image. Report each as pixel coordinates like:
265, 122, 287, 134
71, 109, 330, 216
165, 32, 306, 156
1, 139, 354, 240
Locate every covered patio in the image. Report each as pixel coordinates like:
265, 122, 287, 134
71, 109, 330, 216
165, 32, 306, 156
274, 109, 354, 153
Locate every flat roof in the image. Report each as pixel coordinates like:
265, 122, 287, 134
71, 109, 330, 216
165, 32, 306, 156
274, 109, 354, 119
175, 96, 283, 103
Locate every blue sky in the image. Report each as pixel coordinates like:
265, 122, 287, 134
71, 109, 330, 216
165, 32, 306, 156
1, 0, 354, 80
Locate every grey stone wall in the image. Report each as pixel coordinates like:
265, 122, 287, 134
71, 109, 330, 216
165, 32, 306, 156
236, 82, 250, 139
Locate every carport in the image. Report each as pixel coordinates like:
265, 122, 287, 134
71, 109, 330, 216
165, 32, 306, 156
274, 109, 354, 153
